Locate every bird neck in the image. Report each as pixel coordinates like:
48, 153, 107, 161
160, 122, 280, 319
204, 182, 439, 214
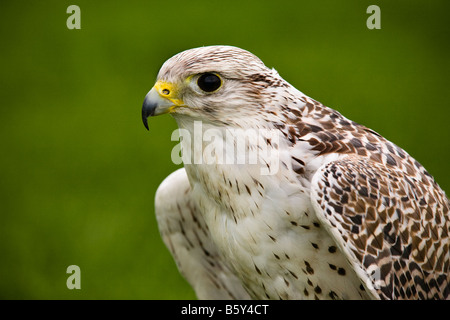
173, 115, 292, 218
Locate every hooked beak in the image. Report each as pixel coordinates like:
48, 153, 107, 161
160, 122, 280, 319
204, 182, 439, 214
141, 87, 175, 130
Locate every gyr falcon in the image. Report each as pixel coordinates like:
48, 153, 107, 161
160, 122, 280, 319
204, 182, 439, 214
142, 45, 450, 300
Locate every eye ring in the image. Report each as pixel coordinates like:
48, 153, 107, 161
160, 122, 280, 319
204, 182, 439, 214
197, 73, 222, 93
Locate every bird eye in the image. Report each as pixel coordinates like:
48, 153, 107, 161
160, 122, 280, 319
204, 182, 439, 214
197, 73, 222, 92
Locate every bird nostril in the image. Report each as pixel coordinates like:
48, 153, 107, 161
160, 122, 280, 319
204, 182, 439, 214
162, 89, 170, 95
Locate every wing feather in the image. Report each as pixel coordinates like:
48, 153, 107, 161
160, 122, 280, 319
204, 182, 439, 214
310, 157, 450, 299
155, 168, 251, 299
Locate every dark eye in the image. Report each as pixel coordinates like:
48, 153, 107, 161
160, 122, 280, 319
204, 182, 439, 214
197, 73, 222, 92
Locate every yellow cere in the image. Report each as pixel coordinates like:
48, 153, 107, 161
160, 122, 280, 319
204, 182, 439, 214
154, 81, 184, 107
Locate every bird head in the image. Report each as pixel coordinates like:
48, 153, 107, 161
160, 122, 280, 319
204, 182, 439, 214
142, 45, 280, 129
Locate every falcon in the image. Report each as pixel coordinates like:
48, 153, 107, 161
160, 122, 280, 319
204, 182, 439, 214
141, 45, 450, 300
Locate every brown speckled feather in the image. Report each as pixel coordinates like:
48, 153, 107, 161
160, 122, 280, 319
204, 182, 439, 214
311, 158, 450, 299
287, 99, 450, 299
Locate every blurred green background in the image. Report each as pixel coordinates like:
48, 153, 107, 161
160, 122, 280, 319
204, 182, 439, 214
0, 0, 449, 299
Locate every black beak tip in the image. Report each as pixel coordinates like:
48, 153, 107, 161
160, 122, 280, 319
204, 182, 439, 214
142, 117, 149, 131
142, 108, 150, 130
142, 98, 155, 131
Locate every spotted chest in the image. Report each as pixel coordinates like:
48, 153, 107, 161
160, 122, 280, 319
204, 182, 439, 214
189, 162, 370, 300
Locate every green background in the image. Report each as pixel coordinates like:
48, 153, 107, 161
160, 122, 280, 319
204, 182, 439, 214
1, 0, 449, 299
